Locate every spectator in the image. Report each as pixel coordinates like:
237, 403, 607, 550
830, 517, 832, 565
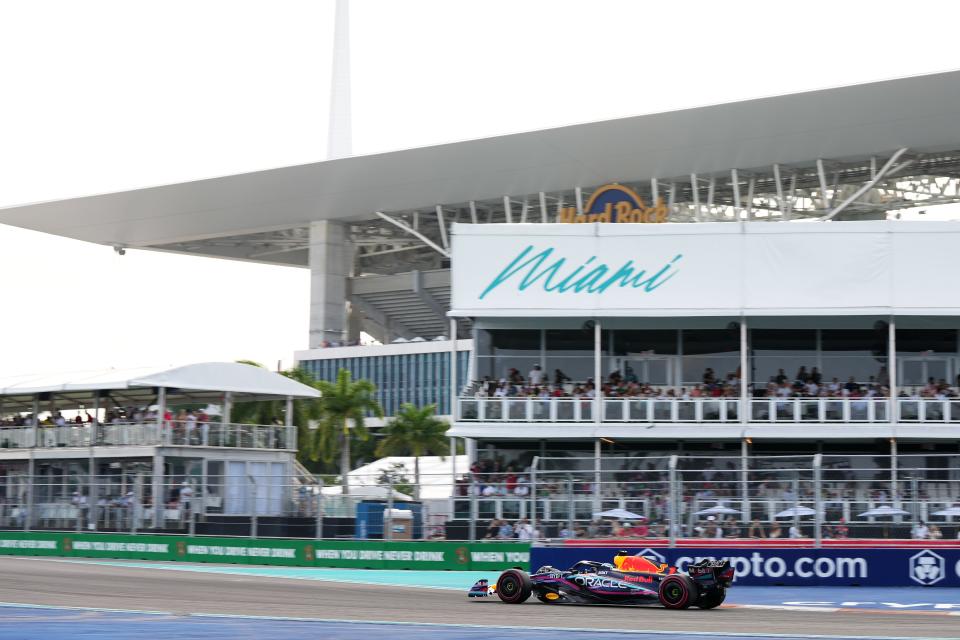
747, 519, 766, 538
528, 365, 545, 385
912, 520, 930, 540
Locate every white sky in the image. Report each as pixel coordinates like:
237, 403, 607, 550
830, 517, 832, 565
2, 0, 960, 377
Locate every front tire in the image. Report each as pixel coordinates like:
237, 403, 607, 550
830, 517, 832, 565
696, 587, 726, 609
496, 569, 532, 604
658, 575, 698, 609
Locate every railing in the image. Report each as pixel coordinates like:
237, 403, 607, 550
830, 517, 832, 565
749, 397, 889, 423
0, 421, 297, 450
457, 396, 960, 424
3, 456, 960, 541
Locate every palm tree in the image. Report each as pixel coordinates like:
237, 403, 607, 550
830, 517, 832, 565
375, 403, 449, 500
229, 362, 323, 467
312, 369, 383, 494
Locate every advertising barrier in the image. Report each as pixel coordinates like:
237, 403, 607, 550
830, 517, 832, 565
532, 546, 960, 587
0, 532, 530, 571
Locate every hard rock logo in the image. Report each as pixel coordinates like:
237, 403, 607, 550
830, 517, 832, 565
558, 184, 669, 224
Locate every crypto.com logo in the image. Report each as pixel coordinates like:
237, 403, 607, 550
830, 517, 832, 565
909, 550, 945, 585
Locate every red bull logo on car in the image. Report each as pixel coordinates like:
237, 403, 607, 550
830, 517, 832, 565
557, 183, 669, 224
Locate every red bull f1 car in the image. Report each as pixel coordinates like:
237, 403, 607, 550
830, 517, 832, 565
468, 551, 733, 609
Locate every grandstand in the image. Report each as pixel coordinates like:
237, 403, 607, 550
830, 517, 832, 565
3, 71, 960, 539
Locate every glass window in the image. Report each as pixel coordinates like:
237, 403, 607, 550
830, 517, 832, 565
821, 329, 887, 385
897, 329, 957, 354
611, 330, 678, 355
681, 329, 739, 386
546, 329, 596, 382
476, 329, 540, 382
751, 329, 816, 388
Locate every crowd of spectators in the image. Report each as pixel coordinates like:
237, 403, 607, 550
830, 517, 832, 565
474, 364, 743, 401
473, 364, 960, 402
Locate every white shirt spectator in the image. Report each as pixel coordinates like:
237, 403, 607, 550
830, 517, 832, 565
528, 366, 545, 385
912, 523, 930, 539
179, 483, 194, 507
788, 525, 803, 538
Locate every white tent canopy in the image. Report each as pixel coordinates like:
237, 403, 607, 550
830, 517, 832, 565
344, 455, 468, 501
0, 362, 319, 411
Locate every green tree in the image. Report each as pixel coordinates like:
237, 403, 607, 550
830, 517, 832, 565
228, 362, 323, 468
375, 403, 449, 500
312, 369, 384, 494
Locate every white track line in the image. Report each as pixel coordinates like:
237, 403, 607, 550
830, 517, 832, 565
0, 602, 955, 640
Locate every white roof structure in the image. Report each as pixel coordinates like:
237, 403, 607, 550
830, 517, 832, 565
7, 71, 960, 341
0, 362, 319, 410
4, 70, 960, 266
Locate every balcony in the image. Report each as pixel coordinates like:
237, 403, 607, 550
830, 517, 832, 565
456, 397, 960, 424
0, 421, 297, 451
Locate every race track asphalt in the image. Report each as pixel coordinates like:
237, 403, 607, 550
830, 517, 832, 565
0, 557, 954, 639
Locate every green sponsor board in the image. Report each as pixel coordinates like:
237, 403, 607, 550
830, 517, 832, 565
0, 532, 529, 571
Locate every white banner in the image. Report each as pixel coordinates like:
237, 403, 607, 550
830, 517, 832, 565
450, 221, 960, 317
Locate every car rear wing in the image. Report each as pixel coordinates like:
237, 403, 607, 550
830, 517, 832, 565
686, 559, 735, 585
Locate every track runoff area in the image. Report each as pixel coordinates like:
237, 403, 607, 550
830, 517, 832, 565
0, 557, 958, 640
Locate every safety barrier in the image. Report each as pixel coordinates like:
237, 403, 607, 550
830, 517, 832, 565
0, 531, 530, 571
531, 544, 960, 586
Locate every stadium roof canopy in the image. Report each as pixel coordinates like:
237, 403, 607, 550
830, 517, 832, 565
5, 70, 960, 271
0, 362, 319, 411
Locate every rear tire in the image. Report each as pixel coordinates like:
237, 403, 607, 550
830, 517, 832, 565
658, 575, 698, 609
696, 587, 726, 609
496, 569, 532, 604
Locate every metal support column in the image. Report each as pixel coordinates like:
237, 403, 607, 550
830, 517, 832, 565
449, 328, 458, 480
890, 438, 899, 508
449, 317, 458, 417
740, 318, 748, 423
731, 169, 741, 212
690, 174, 701, 222
249, 475, 258, 539
30, 395, 39, 448
468, 474, 478, 542
24, 450, 35, 531
152, 450, 164, 530
530, 456, 539, 541
385, 476, 394, 541
315, 478, 325, 540
450, 435, 457, 515
740, 438, 749, 525
594, 320, 602, 425
593, 439, 602, 515
89, 393, 100, 531
813, 453, 823, 548
889, 317, 897, 423
773, 163, 785, 217
153, 387, 165, 529
668, 455, 678, 546
222, 391, 233, 427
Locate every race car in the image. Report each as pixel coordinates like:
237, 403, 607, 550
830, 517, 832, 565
468, 550, 733, 609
